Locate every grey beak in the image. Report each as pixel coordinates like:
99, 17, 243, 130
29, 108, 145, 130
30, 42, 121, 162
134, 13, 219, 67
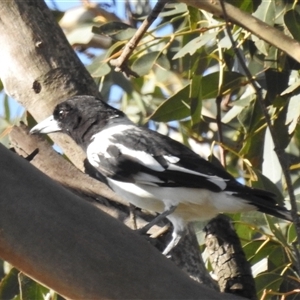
30, 115, 62, 134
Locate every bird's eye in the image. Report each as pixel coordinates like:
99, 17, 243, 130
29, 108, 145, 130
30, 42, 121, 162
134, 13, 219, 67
58, 110, 68, 119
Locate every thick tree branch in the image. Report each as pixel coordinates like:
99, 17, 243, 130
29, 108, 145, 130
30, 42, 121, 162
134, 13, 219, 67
9, 124, 217, 284
0, 144, 243, 300
205, 215, 257, 300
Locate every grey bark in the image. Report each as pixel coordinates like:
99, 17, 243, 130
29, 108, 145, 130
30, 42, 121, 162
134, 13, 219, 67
205, 215, 257, 300
0, 144, 244, 300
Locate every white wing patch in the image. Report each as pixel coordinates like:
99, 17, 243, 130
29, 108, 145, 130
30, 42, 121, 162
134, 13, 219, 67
133, 172, 164, 186
115, 143, 165, 172
167, 163, 227, 190
164, 155, 180, 164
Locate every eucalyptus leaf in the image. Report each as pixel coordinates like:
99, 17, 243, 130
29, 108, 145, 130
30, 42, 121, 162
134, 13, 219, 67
159, 2, 187, 17
173, 32, 217, 60
284, 9, 300, 42
287, 223, 297, 244
150, 72, 246, 122
0, 268, 19, 299
255, 273, 283, 298
285, 94, 300, 134
18, 273, 49, 300
93, 22, 136, 41
131, 51, 161, 77
262, 127, 282, 190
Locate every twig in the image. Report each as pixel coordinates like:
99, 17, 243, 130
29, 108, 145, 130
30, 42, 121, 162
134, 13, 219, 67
219, 0, 300, 272
110, 0, 168, 77
216, 95, 226, 167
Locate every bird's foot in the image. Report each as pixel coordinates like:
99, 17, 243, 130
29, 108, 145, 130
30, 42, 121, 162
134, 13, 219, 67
137, 205, 177, 235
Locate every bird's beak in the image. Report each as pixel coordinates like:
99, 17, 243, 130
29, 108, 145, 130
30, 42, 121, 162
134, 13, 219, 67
30, 115, 62, 134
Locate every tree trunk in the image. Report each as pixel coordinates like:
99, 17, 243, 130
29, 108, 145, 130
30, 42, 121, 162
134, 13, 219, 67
0, 0, 99, 171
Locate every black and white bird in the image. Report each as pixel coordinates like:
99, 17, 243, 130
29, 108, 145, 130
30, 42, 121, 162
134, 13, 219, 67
30, 95, 292, 254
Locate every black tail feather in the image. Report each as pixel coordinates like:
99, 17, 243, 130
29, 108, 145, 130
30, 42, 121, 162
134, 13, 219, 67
234, 187, 293, 222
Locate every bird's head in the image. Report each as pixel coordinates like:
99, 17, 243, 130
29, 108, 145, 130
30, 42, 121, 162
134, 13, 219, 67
30, 95, 122, 146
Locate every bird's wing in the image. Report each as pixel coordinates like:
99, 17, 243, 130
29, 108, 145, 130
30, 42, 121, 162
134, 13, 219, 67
87, 125, 236, 192
86, 123, 292, 221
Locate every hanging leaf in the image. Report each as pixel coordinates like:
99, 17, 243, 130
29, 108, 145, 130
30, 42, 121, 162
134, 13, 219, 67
149, 84, 190, 122
190, 75, 202, 125
255, 273, 283, 299
18, 273, 49, 300
93, 22, 136, 41
159, 2, 187, 17
173, 32, 218, 60
87, 54, 111, 77
150, 71, 246, 122
284, 9, 300, 42
285, 94, 300, 134
262, 127, 282, 190
0, 268, 19, 299
131, 51, 161, 77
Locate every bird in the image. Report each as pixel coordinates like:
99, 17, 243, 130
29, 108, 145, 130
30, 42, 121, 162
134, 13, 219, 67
30, 95, 292, 255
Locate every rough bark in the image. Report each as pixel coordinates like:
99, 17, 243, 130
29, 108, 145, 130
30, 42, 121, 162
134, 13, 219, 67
205, 215, 257, 300
0, 0, 100, 171
0, 144, 244, 300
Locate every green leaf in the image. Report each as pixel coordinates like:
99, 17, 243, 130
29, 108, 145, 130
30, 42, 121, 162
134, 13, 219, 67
287, 223, 297, 244
251, 168, 284, 205
190, 75, 202, 125
286, 94, 300, 134
255, 273, 283, 299
253, 1, 275, 26
234, 221, 254, 243
222, 94, 255, 124
149, 84, 190, 122
173, 32, 217, 60
150, 72, 246, 122
284, 9, 300, 42
281, 78, 300, 95
156, 54, 170, 70
4, 94, 10, 121
262, 127, 282, 191
188, 6, 200, 30
92, 22, 136, 41
18, 273, 49, 300
252, 1, 275, 55
131, 51, 161, 77
159, 2, 187, 17
87, 55, 111, 77
0, 268, 19, 299
265, 215, 288, 247
65, 25, 94, 46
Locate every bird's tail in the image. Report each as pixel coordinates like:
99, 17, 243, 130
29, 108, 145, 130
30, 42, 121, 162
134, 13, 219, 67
234, 187, 293, 222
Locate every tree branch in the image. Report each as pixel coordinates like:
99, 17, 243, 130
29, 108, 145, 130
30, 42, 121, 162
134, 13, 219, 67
205, 215, 257, 300
0, 144, 244, 300
180, 0, 300, 63
109, 0, 168, 77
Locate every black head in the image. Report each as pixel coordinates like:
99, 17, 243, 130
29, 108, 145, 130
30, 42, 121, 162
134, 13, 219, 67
31, 95, 123, 148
